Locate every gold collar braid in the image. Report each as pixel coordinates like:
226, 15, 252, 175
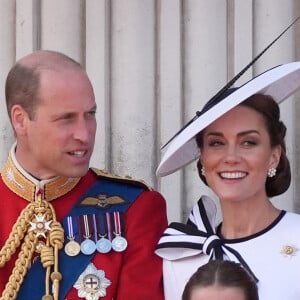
0, 149, 80, 300
2, 151, 80, 202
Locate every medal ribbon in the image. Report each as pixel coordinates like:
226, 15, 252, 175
92, 214, 98, 241
106, 212, 113, 241
113, 211, 122, 236
83, 214, 92, 239
77, 215, 93, 242
65, 216, 77, 240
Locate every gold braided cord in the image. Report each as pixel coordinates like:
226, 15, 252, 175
39, 199, 64, 300
1, 231, 37, 300
0, 196, 64, 300
43, 240, 52, 299
49, 221, 64, 299
41, 245, 54, 268
0, 203, 36, 267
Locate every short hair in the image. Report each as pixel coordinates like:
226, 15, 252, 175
182, 260, 259, 300
5, 50, 82, 121
196, 93, 290, 197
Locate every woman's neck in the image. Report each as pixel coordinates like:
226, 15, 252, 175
219, 199, 281, 239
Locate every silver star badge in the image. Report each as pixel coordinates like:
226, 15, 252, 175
74, 263, 111, 300
28, 214, 52, 238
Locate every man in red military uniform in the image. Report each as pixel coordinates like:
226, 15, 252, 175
0, 50, 167, 300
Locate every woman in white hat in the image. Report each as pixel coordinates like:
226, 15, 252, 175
156, 62, 300, 300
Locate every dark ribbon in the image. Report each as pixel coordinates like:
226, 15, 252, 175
155, 196, 258, 282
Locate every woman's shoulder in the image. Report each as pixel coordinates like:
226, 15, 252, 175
283, 210, 300, 223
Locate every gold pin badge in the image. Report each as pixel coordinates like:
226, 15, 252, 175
281, 245, 298, 257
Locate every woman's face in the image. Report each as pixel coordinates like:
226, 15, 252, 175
190, 285, 246, 300
200, 105, 280, 203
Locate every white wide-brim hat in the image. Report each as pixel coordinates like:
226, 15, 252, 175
156, 61, 300, 177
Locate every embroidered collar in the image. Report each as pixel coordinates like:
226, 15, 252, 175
1, 144, 80, 202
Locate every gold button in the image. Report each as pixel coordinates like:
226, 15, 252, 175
284, 245, 293, 255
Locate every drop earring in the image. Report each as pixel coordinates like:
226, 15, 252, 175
267, 167, 276, 178
201, 166, 205, 176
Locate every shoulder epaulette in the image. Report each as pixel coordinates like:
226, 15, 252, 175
91, 167, 153, 191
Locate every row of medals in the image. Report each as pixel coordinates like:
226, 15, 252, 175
65, 234, 128, 256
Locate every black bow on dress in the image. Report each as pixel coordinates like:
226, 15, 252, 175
155, 196, 258, 282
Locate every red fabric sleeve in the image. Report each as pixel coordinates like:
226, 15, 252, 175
115, 190, 168, 300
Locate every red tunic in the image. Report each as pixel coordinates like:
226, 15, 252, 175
0, 169, 167, 300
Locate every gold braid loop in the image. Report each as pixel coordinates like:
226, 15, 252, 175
47, 209, 64, 299
0, 203, 36, 267
40, 246, 54, 268
49, 221, 64, 250
0, 231, 37, 300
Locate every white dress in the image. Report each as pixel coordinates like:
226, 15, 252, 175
156, 196, 300, 300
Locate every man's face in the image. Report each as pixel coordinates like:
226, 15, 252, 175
16, 68, 97, 180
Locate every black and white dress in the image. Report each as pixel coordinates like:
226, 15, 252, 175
156, 195, 300, 300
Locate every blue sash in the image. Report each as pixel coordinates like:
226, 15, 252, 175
16, 178, 144, 299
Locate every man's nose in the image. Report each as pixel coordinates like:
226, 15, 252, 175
73, 120, 90, 142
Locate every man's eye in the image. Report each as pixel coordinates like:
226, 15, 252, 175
62, 114, 72, 120
86, 111, 96, 119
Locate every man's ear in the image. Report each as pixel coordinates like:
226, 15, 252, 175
11, 105, 29, 136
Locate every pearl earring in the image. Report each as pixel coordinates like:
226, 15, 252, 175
267, 167, 276, 178
201, 166, 205, 176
